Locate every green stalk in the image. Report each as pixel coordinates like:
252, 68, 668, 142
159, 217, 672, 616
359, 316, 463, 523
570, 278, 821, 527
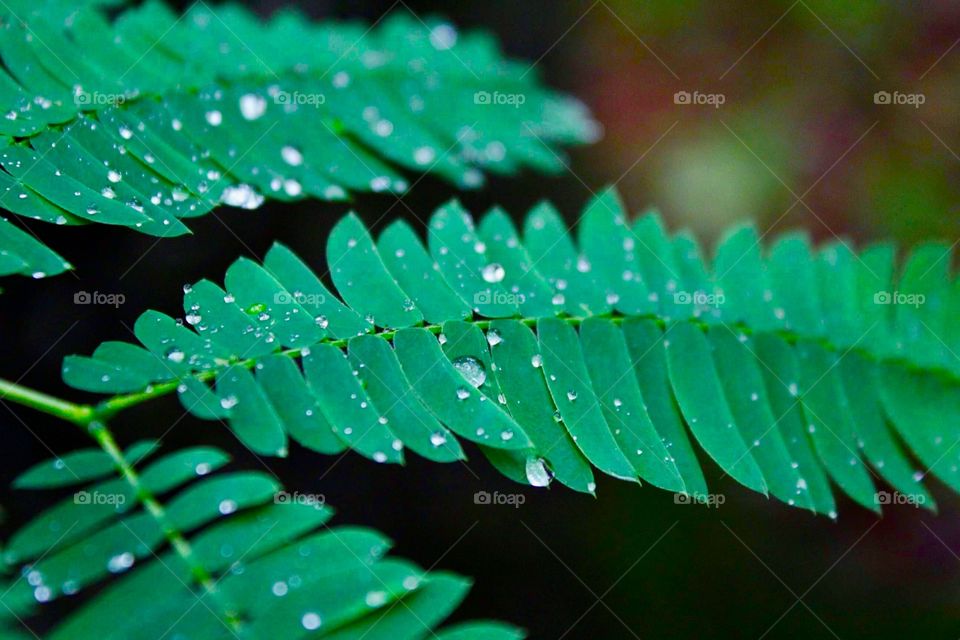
0, 377, 243, 632
0, 378, 93, 425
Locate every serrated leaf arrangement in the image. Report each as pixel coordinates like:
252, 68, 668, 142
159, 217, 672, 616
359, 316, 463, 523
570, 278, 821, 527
0, 0, 596, 280
56, 187, 960, 518
1, 437, 521, 640
0, 1, 957, 639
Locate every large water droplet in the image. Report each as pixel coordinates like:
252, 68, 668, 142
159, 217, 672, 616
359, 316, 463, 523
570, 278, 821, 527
239, 93, 267, 121
107, 552, 134, 573
221, 184, 264, 209
301, 612, 322, 630
525, 457, 552, 487
281, 145, 304, 166
452, 356, 486, 388
481, 263, 505, 283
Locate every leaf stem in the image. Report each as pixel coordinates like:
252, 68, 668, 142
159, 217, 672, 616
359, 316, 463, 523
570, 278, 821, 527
0, 377, 243, 631
86, 420, 244, 631
0, 377, 94, 425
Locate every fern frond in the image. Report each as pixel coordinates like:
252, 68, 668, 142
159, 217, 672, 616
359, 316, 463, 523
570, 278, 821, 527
0, 0, 597, 279
61, 187, 959, 516
1, 442, 521, 639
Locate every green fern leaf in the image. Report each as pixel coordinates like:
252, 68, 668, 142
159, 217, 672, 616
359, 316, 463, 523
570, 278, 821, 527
1, 444, 523, 639
0, 0, 597, 279
62, 187, 956, 515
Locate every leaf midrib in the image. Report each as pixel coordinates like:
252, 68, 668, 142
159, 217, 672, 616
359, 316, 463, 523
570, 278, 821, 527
89, 312, 948, 422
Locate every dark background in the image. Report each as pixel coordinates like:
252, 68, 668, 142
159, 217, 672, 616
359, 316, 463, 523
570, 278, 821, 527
3, 1, 960, 638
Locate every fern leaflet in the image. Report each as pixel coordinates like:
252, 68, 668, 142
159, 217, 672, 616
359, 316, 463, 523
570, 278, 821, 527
0, 0, 597, 279
56, 187, 960, 516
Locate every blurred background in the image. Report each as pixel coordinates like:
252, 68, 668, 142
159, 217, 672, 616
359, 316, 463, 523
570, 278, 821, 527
3, 0, 960, 638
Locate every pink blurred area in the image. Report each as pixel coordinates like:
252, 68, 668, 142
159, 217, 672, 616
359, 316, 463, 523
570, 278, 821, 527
553, 0, 960, 245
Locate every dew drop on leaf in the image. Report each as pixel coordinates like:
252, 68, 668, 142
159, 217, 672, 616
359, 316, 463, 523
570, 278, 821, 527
525, 457, 552, 487
239, 93, 266, 121
301, 612, 322, 630
452, 356, 486, 387
481, 262, 505, 283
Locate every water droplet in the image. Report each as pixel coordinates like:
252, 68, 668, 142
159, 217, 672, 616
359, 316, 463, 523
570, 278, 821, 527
500, 429, 514, 441
239, 93, 266, 120
220, 395, 238, 410
531, 354, 543, 368
452, 356, 486, 387
281, 145, 303, 166
165, 348, 185, 363
430, 432, 448, 447
481, 263, 505, 283
429, 23, 458, 50
366, 590, 388, 607
526, 457, 552, 487
369, 176, 390, 192
205, 110, 223, 126
221, 184, 264, 209
486, 330, 503, 347
413, 146, 436, 165
456, 387, 471, 401
566, 390, 578, 402
107, 552, 134, 573
301, 612, 322, 630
